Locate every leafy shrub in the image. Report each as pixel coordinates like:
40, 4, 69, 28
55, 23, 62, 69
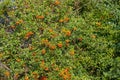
0, 0, 120, 80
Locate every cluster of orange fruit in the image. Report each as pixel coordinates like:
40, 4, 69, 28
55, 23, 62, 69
9, 19, 24, 30
57, 42, 63, 48
49, 44, 56, 50
59, 68, 71, 80
36, 15, 44, 19
16, 19, 24, 25
41, 49, 46, 55
41, 42, 63, 51
24, 31, 34, 39
10, 25, 16, 29
54, 0, 60, 5
4, 71, 10, 77
65, 30, 71, 36
24, 74, 47, 80
59, 17, 70, 23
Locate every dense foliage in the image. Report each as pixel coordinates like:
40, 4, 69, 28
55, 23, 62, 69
0, 0, 120, 80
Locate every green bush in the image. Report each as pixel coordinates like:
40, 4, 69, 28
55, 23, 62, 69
0, 0, 120, 80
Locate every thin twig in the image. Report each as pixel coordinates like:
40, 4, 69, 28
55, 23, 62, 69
0, 61, 11, 72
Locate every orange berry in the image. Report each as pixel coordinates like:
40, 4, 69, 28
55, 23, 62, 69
59, 68, 71, 80
40, 76, 47, 80
49, 29, 53, 33
41, 60, 45, 64
36, 15, 44, 19
57, 43, 63, 48
54, 0, 60, 5
42, 39, 50, 46
16, 58, 21, 62
25, 76, 29, 80
16, 19, 23, 25
19, 19, 23, 23
10, 25, 16, 29
39, 16, 44, 19
16, 21, 20, 25
64, 17, 69, 22
44, 67, 49, 71
65, 30, 71, 36
32, 72, 38, 75
4, 71, 10, 77
25, 31, 34, 39
69, 50, 75, 55
59, 19, 64, 23
41, 49, 46, 55
29, 45, 34, 50
65, 39, 70, 43
49, 45, 56, 50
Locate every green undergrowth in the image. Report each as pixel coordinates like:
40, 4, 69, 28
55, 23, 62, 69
0, 0, 120, 80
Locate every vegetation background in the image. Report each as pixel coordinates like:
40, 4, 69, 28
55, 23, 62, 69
0, 0, 120, 80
